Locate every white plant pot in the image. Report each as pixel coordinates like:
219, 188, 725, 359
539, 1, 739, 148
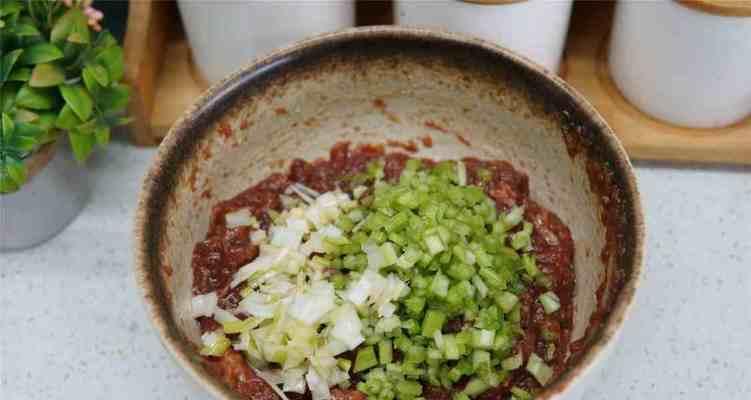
0, 143, 89, 252
609, 1, 751, 128
177, 0, 356, 84
394, 0, 573, 73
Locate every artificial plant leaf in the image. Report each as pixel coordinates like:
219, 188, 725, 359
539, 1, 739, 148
2, 112, 15, 139
50, 8, 80, 43
13, 108, 38, 123
10, 125, 41, 152
96, 31, 118, 49
97, 84, 130, 113
8, 67, 32, 82
95, 46, 124, 82
0, 83, 21, 111
67, 11, 91, 44
0, 49, 24, 82
15, 85, 57, 110
68, 128, 96, 162
5, 157, 27, 186
18, 43, 64, 65
59, 84, 93, 121
86, 64, 109, 87
55, 104, 83, 130
35, 111, 57, 133
0, 0, 22, 17
30, 63, 65, 87
81, 66, 101, 95
13, 22, 41, 37
95, 125, 110, 146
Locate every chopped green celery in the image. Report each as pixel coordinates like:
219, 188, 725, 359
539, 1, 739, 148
433, 330, 445, 350
396, 381, 423, 398
397, 191, 421, 209
339, 243, 362, 255
446, 281, 474, 305
221, 318, 254, 334
471, 329, 495, 349
354, 346, 379, 373
510, 222, 533, 250
472, 350, 491, 373
342, 254, 367, 270
386, 211, 410, 232
472, 275, 489, 299
454, 392, 471, 400
427, 348, 443, 362
438, 252, 452, 265
493, 333, 512, 352
539, 291, 561, 314
367, 160, 385, 180
405, 158, 422, 172
447, 366, 463, 382
410, 274, 429, 289
446, 262, 476, 280
370, 230, 387, 244
406, 345, 427, 364
526, 353, 554, 386
402, 363, 424, 377
478, 267, 506, 289
509, 304, 522, 323
424, 235, 445, 255
495, 291, 519, 313
474, 249, 494, 268
395, 336, 413, 352
388, 232, 408, 246
348, 208, 366, 222
462, 378, 489, 397
337, 215, 355, 232
455, 330, 472, 346
503, 206, 525, 228
397, 247, 423, 269
430, 273, 450, 298
366, 334, 385, 345
421, 310, 447, 337
338, 358, 353, 371
535, 273, 554, 289
404, 296, 426, 316
443, 335, 461, 360
436, 226, 451, 245
510, 387, 533, 400
501, 353, 523, 370
331, 273, 348, 289
311, 255, 332, 267
402, 319, 421, 335
380, 242, 399, 267
379, 340, 394, 364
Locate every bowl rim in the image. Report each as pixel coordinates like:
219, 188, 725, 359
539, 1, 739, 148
134, 26, 645, 400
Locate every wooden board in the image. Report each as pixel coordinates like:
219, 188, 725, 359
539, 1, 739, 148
123, 0, 751, 165
560, 2, 751, 165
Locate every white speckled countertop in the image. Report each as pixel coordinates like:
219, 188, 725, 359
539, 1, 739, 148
1, 141, 750, 400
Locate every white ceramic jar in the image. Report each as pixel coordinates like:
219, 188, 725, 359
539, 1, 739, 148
609, 1, 751, 128
177, 0, 355, 84
394, 0, 573, 73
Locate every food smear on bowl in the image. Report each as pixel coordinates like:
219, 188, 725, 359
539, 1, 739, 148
190, 142, 575, 400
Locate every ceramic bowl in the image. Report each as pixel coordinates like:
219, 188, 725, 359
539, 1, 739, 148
134, 27, 644, 400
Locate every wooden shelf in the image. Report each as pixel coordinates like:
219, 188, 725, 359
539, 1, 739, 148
123, 0, 751, 164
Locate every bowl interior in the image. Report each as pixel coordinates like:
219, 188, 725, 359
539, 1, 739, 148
136, 27, 642, 399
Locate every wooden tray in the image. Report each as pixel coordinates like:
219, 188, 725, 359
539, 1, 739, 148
123, 0, 751, 165
560, 2, 751, 165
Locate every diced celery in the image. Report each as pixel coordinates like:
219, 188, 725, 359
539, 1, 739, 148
501, 353, 523, 371
430, 273, 450, 298
381, 242, 399, 267
446, 263, 476, 281
397, 247, 423, 269
443, 335, 460, 360
396, 381, 423, 398
422, 310, 447, 337
379, 340, 393, 365
471, 329, 495, 350
354, 346, 379, 373
462, 377, 489, 397
338, 358, 353, 371
472, 350, 491, 373
539, 291, 561, 314
495, 291, 519, 313
526, 353, 553, 386
404, 296, 426, 316
425, 235, 445, 255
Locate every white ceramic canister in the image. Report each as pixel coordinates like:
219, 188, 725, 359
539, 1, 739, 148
177, 0, 356, 84
394, 0, 574, 73
609, 1, 751, 128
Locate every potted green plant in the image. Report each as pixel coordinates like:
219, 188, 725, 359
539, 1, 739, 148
1, 0, 129, 251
